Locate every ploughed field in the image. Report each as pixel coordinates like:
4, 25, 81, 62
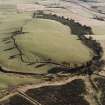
26, 79, 89, 105
2, 94, 34, 105
3, 77, 105, 105
2, 79, 89, 105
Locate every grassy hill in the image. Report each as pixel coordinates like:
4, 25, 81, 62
16, 18, 93, 65
0, 14, 94, 74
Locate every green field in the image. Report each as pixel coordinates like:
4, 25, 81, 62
0, 14, 93, 74
0, 73, 41, 90
16, 18, 93, 64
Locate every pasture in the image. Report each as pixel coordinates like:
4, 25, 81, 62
0, 15, 93, 73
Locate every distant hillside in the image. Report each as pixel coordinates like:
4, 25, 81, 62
79, 0, 104, 2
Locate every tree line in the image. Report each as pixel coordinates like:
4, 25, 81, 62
33, 11, 93, 35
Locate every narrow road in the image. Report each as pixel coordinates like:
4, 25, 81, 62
18, 75, 85, 92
